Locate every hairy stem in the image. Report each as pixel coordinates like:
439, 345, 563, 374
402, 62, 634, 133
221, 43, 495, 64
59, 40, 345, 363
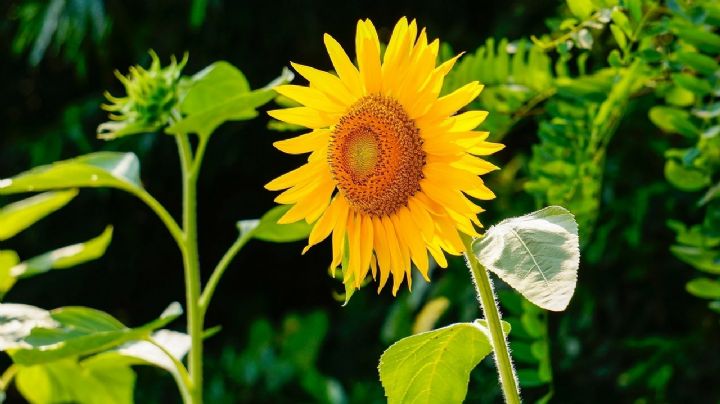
461, 233, 521, 404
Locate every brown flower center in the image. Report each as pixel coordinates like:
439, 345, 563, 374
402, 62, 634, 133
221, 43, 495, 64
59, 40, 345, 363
329, 94, 426, 217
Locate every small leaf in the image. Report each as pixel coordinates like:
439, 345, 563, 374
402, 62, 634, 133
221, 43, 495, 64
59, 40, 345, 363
610, 24, 627, 49
566, 0, 594, 19
611, 8, 632, 37
664, 160, 711, 192
0, 153, 142, 195
472, 206, 580, 311
242, 205, 313, 243
671, 73, 712, 96
686, 278, 720, 299
11, 226, 114, 279
649, 106, 699, 137
379, 322, 498, 404
0, 190, 78, 241
676, 52, 720, 76
671, 245, 720, 274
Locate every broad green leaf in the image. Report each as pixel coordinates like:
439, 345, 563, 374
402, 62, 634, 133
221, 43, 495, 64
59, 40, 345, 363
664, 160, 711, 192
11, 226, 113, 279
649, 106, 699, 137
566, 0, 594, 19
15, 357, 135, 404
671, 245, 720, 274
0, 153, 142, 195
472, 206, 580, 311
379, 321, 506, 404
0, 251, 20, 300
611, 8, 632, 37
0, 190, 77, 241
7, 302, 182, 365
167, 62, 290, 137
239, 205, 313, 243
665, 85, 695, 107
610, 24, 627, 49
686, 278, 720, 299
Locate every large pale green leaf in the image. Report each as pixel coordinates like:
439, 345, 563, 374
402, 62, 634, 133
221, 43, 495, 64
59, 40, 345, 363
11, 226, 114, 279
237, 205, 313, 243
0, 153, 142, 195
166, 62, 289, 137
0, 251, 20, 300
473, 206, 580, 311
0, 190, 78, 241
15, 357, 135, 404
379, 321, 508, 404
6, 302, 182, 365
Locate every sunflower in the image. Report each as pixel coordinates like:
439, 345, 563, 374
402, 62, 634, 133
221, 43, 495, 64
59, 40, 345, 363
266, 17, 503, 295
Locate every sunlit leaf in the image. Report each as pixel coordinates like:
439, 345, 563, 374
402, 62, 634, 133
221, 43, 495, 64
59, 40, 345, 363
15, 357, 134, 404
0, 251, 20, 300
664, 160, 711, 192
0, 190, 78, 241
566, 0, 594, 19
686, 278, 720, 299
671, 245, 720, 274
11, 226, 113, 279
6, 302, 182, 365
472, 206, 580, 311
90, 329, 190, 376
379, 321, 508, 404
0, 152, 142, 195
238, 205, 313, 243
649, 106, 699, 137
0, 304, 56, 351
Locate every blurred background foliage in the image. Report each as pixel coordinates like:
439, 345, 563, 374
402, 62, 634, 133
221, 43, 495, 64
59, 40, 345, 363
1, 0, 719, 402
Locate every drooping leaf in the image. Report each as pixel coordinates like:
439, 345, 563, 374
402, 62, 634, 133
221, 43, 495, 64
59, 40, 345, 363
0, 190, 78, 241
15, 357, 135, 404
0, 153, 142, 195
379, 321, 507, 404
11, 226, 114, 279
472, 206, 580, 311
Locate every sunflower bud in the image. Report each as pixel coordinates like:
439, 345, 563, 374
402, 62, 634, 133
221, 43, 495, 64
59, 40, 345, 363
97, 50, 188, 140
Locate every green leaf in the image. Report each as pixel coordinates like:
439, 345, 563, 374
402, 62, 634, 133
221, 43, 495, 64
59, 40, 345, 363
0, 190, 78, 241
566, 0, 594, 19
665, 85, 695, 107
472, 206, 580, 311
610, 24, 627, 49
611, 8, 632, 37
671, 245, 720, 274
676, 52, 720, 76
11, 226, 113, 279
15, 357, 135, 404
649, 106, 699, 137
90, 329, 190, 377
0, 153, 142, 195
0, 251, 20, 300
239, 205, 313, 243
167, 62, 288, 137
379, 321, 504, 404
671, 73, 712, 96
686, 278, 720, 299
6, 302, 181, 365
664, 159, 711, 192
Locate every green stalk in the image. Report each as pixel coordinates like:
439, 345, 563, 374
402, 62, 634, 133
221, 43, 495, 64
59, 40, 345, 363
461, 233, 521, 404
177, 134, 204, 403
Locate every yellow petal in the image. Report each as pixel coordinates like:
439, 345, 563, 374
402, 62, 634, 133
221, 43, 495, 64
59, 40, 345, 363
372, 216, 392, 292
356, 19, 382, 94
268, 107, 335, 129
449, 111, 489, 132
323, 34, 363, 97
303, 195, 341, 254
274, 85, 345, 113
291, 62, 356, 106
398, 207, 429, 280
265, 161, 325, 191
330, 197, 350, 269
357, 214, 374, 286
273, 129, 329, 155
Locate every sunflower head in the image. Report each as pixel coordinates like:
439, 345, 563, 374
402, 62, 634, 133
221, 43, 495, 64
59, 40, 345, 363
267, 18, 504, 295
98, 50, 187, 140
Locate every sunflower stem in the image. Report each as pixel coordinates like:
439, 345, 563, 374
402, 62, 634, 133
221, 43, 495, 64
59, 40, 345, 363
177, 133, 204, 404
461, 233, 521, 404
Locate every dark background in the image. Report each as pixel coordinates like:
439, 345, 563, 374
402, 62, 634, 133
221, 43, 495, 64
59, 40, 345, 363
1, 0, 719, 402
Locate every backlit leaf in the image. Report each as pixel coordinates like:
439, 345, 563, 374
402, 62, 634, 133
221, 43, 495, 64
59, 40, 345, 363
0, 190, 78, 241
686, 278, 720, 299
472, 206, 580, 311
